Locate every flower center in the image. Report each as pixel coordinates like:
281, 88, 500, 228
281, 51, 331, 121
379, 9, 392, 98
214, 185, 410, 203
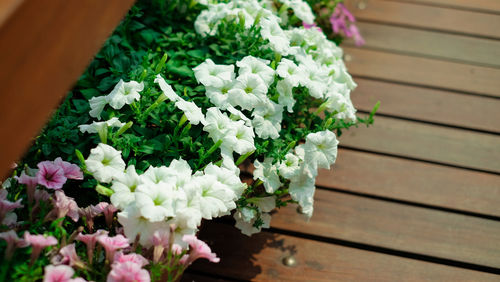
244, 86, 253, 94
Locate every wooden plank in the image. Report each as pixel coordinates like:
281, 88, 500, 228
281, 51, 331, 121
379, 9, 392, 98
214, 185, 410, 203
318, 149, 500, 217
344, 0, 500, 39
344, 22, 500, 68
0, 0, 135, 179
271, 189, 500, 268
338, 115, 500, 173
181, 272, 232, 282
192, 222, 499, 281
389, 0, 500, 14
344, 47, 500, 98
351, 78, 500, 133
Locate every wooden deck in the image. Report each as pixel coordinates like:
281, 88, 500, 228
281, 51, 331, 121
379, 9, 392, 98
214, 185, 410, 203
186, 0, 500, 281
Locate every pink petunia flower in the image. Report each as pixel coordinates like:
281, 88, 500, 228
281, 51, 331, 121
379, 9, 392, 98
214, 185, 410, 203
43, 264, 86, 282
37, 161, 67, 189
24, 232, 58, 263
107, 261, 150, 282
113, 252, 149, 267
17, 169, 39, 204
0, 197, 23, 224
54, 158, 84, 180
181, 235, 220, 266
93, 202, 118, 228
52, 191, 79, 222
151, 229, 171, 263
0, 230, 28, 260
51, 243, 83, 268
329, 3, 365, 46
97, 234, 130, 263
75, 230, 108, 264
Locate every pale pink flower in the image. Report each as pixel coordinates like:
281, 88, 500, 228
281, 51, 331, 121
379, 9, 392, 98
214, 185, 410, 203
113, 252, 149, 267
53, 191, 79, 222
151, 229, 170, 263
54, 158, 84, 180
24, 232, 58, 263
43, 264, 86, 282
0, 197, 23, 224
181, 235, 220, 266
37, 161, 67, 189
0, 189, 6, 199
35, 189, 51, 203
75, 230, 108, 264
93, 202, 118, 227
17, 170, 38, 204
330, 3, 365, 46
97, 234, 130, 263
51, 244, 82, 267
107, 261, 150, 282
0, 230, 28, 259
79, 206, 101, 232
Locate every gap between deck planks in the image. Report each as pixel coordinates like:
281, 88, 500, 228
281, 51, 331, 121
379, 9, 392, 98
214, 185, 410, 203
386, 0, 500, 14
317, 148, 500, 217
350, 78, 500, 134
190, 222, 499, 281
270, 189, 500, 269
344, 21, 500, 68
343, 47, 500, 98
344, 0, 500, 39
338, 115, 500, 173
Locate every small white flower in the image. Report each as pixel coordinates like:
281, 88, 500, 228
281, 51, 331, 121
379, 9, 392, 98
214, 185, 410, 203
252, 100, 283, 140
154, 74, 180, 102
193, 59, 235, 88
222, 120, 255, 155
259, 18, 290, 55
234, 210, 271, 236
289, 169, 316, 217
289, 0, 315, 24
276, 79, 296, 113
278, 153, 301, 179
227, 73, 268, 111
117, 204, 170, 247
107, 79, 144, 110
226, 105, 252, 126
204, 163, 246, 198
141, 166, 172, 185
174, 185, 202, 230
85, 143, 126, 183
303, 130, 339, 171
255, 196, 276, 212
276, 59, 303, 87
111, 165, 141, 209
203, 107, 233, 142
298, 59, 329, 99
253, 158, 282, 194
236, 56, 275, 86
175, 99, 206, 125
167, 159, 193, 190
79, 117, 125, 134
89, 96, 108, 120
135, 181, 177, 222
205, 78, 235, 110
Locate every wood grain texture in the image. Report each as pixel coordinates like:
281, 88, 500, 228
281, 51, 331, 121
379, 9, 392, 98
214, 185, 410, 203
344, 22, 500, 68
181, 272, 233, 282
344, 0, 500, 39
191, 222, 499, 281
0, 0, 135, 179
388, 0, 500, 13
271, 189, 500, 268
318, 149, 500, 216
351, 78, 500, 133
338, 115, 500, 173
343, 47, 500, 97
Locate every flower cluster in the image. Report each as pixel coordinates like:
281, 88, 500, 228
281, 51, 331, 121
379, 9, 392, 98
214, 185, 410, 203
0, 0, 376, 281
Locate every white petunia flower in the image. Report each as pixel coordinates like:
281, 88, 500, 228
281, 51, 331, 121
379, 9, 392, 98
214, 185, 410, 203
117, 204, 170, 247
203, 107, 233, 142
226, 105, 252, 126
85, 143, 126, 183
278, 153, 301, 179
154, 74, 181, 102
205, 78, 235, 110
222, 120, 256, 155
175, 99, 206, 125
290, 0, 315, 24
227, 73, 268, 111
193, 59, 235, 88
134, 181, 178, 222
276, 79, 296, 113
220, 149, 240, 175
89, 96, 108, 120
303, 130, 339, 171
204, 163, 246, 198
252, 100, 283, 140
298, 58, 329, 99
107, 79, 144, 110
167, 159, 193, 190
174, 185, 202, 230
255, 196, 276, 212
253, 158, 282, 194
141, 166, 172, 185
289, 168, 316, 217
79, 117, 125, 134
111, 165, 141, 209
234, 210, 271, 236
259, 17, 290, 55
276, 59, 303, 87
236, 56, 275, 86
